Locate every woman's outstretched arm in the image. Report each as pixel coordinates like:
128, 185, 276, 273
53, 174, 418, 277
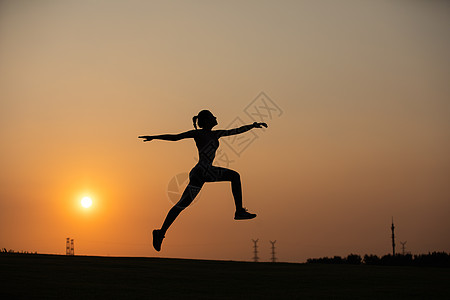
217, 122, 268, 137
138, 130, 196, 142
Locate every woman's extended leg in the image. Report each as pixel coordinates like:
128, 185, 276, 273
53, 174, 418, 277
153, 179, 203, 251
160, 181, 203, 234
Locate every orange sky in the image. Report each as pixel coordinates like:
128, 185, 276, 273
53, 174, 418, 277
1, 0, 449, 262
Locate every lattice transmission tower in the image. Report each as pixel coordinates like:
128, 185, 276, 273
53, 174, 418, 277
70, 239, 74, 256
66, 238, 70, 255
252, 239, 259, 262
270, 240, 277, 263
400, 241, 407, 255
66, 237, 75, 256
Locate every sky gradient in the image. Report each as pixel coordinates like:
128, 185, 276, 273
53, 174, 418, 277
1, 0, 449, 262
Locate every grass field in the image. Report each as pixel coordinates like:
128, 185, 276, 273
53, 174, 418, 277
1, 253, 449, 299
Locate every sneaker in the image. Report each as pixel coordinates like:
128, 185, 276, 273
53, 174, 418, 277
234, 208, 257, 220
152, 229, 165, 252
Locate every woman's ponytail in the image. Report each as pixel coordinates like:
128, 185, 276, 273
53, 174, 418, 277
193, 116, 198, 130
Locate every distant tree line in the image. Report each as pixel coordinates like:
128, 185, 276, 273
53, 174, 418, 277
1, 248, 38, 254
307, 252, 450, 267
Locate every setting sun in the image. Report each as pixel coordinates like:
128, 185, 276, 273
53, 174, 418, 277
81, 196, 92, 208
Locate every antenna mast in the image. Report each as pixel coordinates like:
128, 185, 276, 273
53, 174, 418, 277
391, 217, 396, 256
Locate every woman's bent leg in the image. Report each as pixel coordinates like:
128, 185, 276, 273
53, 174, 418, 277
207, 166, 255, 219
207, 167, 243, 211
229, 171, 242, 211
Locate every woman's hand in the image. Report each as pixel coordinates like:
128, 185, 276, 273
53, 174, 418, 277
253, 122, 268, 128
138, 136, 154, 142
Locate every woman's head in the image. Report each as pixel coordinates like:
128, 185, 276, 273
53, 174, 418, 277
193, 110, 217, 130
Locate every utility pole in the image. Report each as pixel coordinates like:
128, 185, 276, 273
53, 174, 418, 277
391, 217, 396, 256
252, 239, 259, 262
270, 240, 277, 263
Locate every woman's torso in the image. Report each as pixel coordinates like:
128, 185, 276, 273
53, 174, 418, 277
194, 130, 219, 165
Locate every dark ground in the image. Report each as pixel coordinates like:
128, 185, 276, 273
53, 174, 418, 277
0, 253, 449, 299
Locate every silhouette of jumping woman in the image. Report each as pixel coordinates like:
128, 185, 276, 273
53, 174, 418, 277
139, 110, 267, 251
